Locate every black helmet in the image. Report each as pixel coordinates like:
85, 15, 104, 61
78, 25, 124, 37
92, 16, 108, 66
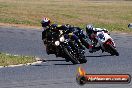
41, 17, 51, 27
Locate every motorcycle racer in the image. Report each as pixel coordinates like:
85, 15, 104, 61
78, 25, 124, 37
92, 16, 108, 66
41, 17, 85, 55
52, 24, 86, 50
86, 24, 109, 53
69, 26, 91, 50
41, 17, 51, 43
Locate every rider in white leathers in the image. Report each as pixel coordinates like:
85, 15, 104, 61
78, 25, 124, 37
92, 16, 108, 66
86, 24, 109, 53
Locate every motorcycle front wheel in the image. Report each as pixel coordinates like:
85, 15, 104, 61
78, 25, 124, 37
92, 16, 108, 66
107, 44, 119, 56
64, 48, 79, 64
78, 54, 87, 64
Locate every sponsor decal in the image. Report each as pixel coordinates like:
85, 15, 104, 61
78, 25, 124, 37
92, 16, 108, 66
76, 66, 131, 85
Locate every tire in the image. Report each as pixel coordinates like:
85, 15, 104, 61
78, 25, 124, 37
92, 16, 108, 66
78, 55, 87, 64
64, 48, 79, 64
65, 58, 70, 62
107, 44, 119, 56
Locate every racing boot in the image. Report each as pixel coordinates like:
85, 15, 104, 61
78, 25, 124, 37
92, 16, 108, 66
89, 46, 100, 53
89, 45, 97, 53
89, 45, 93, 53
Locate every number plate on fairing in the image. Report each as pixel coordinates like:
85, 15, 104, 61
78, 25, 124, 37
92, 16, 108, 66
98, 33, 105, 40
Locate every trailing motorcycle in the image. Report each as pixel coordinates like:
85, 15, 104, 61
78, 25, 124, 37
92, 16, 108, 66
91, 31, 119, 56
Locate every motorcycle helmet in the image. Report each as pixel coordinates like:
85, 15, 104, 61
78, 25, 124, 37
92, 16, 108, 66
41, 17, 51, 27
86, 24, 94, 34
51, 24, 58, 29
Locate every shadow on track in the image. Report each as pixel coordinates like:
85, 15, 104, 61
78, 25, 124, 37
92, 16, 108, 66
31, 64, 49, 67
86, 54, 112, 57
46, 59, 66, 62
54, 63, 74, 65
45, 59, 76, 65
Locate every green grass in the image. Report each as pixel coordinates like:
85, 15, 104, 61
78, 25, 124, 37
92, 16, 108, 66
0, 53, 36, 66
0, 0, 132, 32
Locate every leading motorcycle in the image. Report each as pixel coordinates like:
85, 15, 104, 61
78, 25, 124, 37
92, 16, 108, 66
43, 29, 87, 64
54, 30, 87, 64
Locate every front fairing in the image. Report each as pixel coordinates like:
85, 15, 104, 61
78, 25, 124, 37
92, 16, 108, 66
97, 31, 112, 43
96, 31, 115, 49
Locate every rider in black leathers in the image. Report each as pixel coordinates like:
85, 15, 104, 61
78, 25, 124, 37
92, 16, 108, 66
41, 17, 90, 54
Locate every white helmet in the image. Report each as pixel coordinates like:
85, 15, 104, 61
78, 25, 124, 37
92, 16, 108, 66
41, 17, 51, 27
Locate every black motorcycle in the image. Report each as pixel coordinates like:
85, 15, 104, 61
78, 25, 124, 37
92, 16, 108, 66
53, 30, 87, 64
42, 29, 87, 64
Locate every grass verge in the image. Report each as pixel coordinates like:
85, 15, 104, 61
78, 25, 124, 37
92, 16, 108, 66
0, 53, 36, 66
0, 0, 132, 32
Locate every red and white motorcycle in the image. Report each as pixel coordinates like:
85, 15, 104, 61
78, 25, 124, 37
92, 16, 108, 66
93, 30, 119, 56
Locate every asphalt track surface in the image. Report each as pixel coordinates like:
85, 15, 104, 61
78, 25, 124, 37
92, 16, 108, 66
0, 26, 132, 88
